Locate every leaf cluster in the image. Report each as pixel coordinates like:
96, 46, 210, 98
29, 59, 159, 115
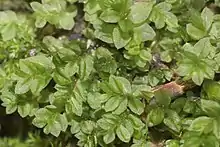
2, 0, 220, 147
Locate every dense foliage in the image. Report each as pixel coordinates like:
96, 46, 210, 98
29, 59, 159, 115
2, 0, 220, 146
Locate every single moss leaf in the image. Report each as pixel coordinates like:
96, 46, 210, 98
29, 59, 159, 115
113, 27, 131, 49
186, 23, 206, 40
147, 107, 164, 127
103, 131, 115, 144
129, 2, 154, 24
104, 96, 122, 112
128, 97, 144, 115
100, 9, 121, 23
116, 124, 131, 143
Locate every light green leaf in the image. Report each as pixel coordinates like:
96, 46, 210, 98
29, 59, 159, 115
32, 108, 68, 137
70, 120, 80, 134
1, 23, 16, 41
81, 120, 94, 135
84, 0, 101, 14
128, 97, 144, 115
100, 9, 121, 23
104, 96, 122, 112
182, 132, 201, 147
165, 12, 178, 28
113, 27, 131, 49
94, 23, 115, 43
35, 17, 47, 28
30, 2, 44, 12
201, 7, 214, 30
103, 131, 115, 144
65, 95, 83, 116
189, 116, 213, 134
128, 114, 145, 130
116, 124, 131, 143
213, 118, 220, 140
1, 89, 38, 117
165, 140, 180, 147
202, 80, 220, 101
30, 77, 51, 95
192, 71, 204, 86
134, 23, 156, 41
186, 23, 206, 40
201, 99, 220, 117
15, 78, 31, 94
129, 2, 154, 24
18, 102, 38, 118
59, 12, 75, 30
108, 75, 131, 94
15, 58, 52, 95
176, 52, 215, 86
160, 50, 172, 62
79, 55, 94, 81
87, 93, 108, 109
118, 19, 133, 32
193, 37, 215, 58
139, 49, 152, 61
150, 2, 172, 29
113, 98, 128, 115
1, 91, 17, 114
0, 11, 17, 23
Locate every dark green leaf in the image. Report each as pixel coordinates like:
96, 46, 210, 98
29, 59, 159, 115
154, 89, 171, 107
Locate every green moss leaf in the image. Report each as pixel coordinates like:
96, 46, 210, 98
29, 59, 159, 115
100, 9, 121, 23
189, 116, 213, 134
113, 27, 131, 49
201, 99, 220, 117
128, 97, 144, 115
129, 1, 154, 24
134, 23, 156, 42
164, 109, 181, 132
116, 124, 131, 143
103, 131, 115, 144
147, 107, 164, 127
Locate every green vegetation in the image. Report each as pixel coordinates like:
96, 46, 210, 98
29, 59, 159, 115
1, 0, 220, 146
